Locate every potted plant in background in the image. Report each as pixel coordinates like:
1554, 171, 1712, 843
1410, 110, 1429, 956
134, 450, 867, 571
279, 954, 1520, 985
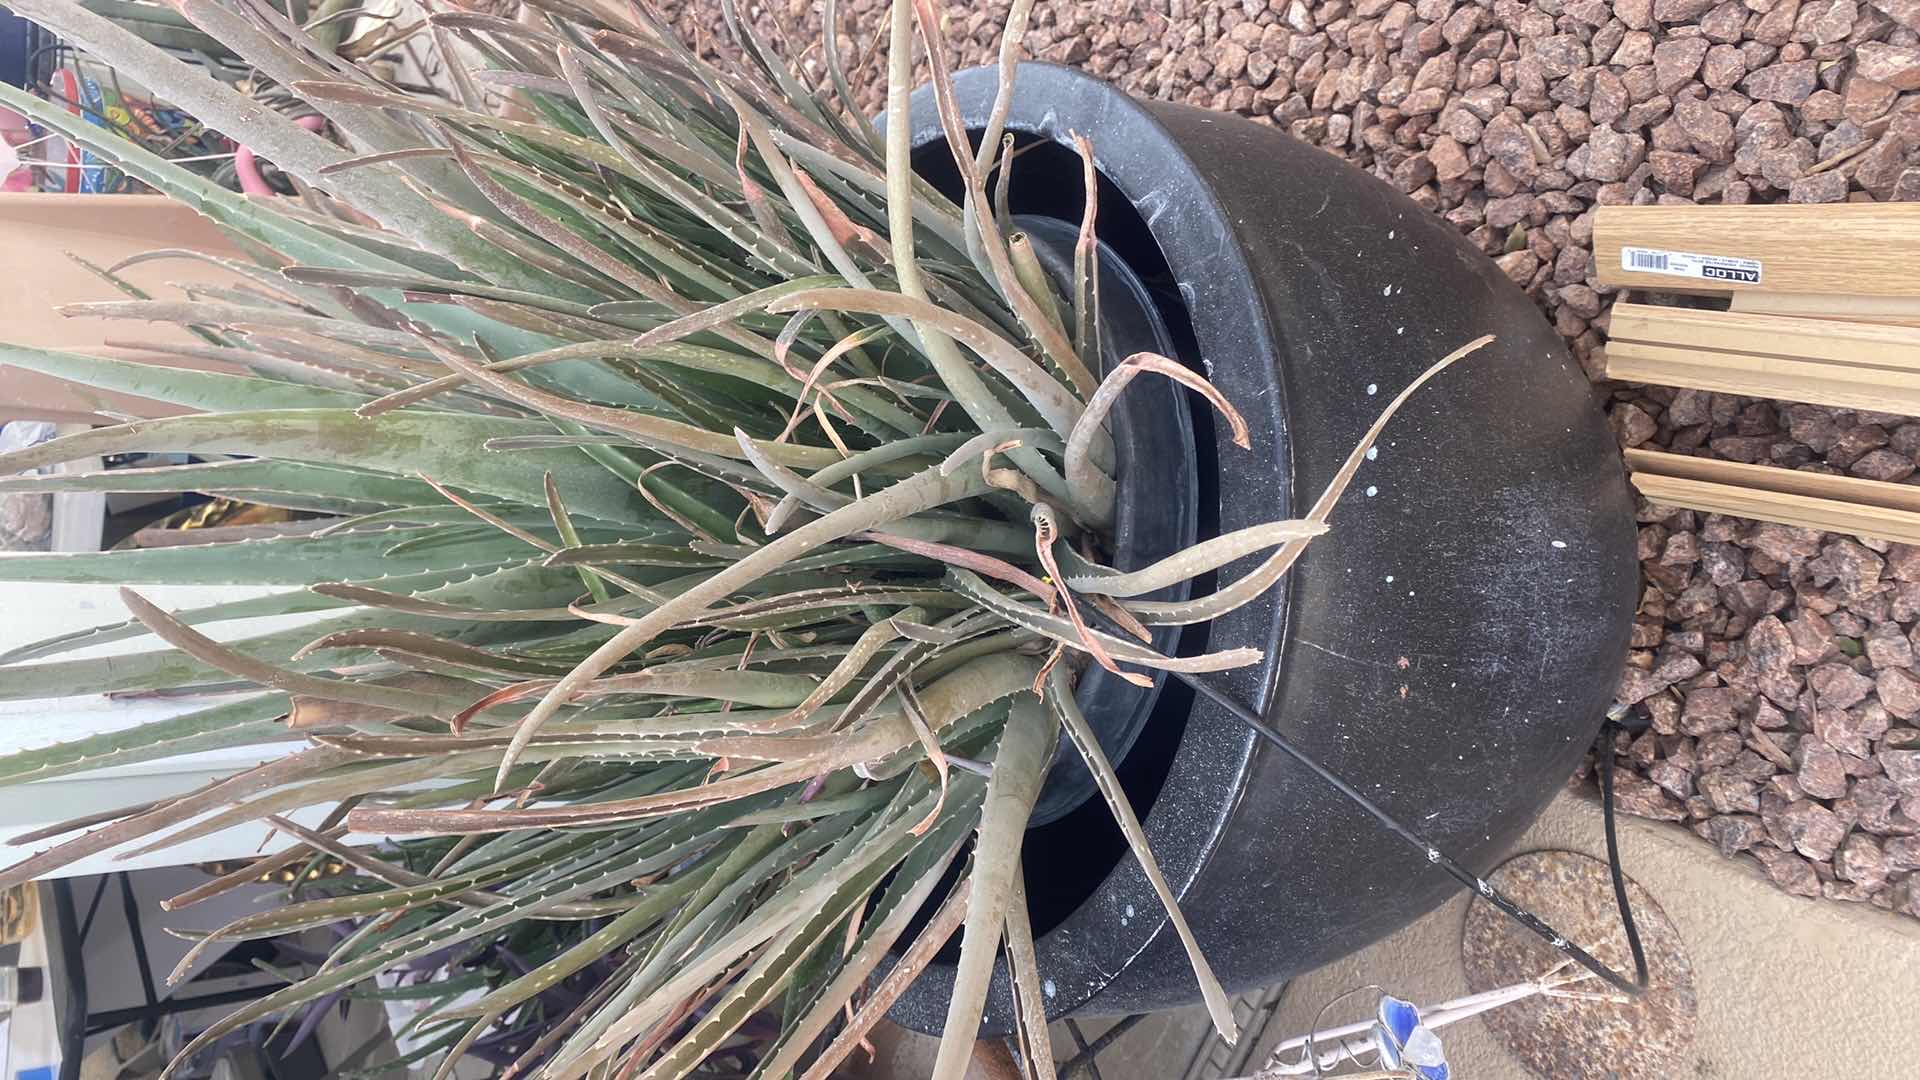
0, 1, 1634, 1078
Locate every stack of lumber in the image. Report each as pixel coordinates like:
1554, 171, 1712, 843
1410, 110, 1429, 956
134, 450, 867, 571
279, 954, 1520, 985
1594, 203, 1920, 546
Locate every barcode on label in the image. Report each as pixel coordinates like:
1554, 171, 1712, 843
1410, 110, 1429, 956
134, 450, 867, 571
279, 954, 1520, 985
1619, 246, 1762, 285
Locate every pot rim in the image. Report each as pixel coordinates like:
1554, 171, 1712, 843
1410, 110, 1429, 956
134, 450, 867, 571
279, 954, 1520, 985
887, 61, 1294, 1034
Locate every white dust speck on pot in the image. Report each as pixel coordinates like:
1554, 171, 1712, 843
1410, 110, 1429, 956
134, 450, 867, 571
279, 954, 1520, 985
1396, 326, 1404, 335
1043, 979, 1056, 998
1385, 575, 1394, 583
1366, 447, 1378, 460
1125, 905, 1134, 919
1551, 540, 1567, 549
1365, 382, 1377, 395
1365, 485, 1378, 497
1387, 229, 1395, 239
1381, 284, 1391, 296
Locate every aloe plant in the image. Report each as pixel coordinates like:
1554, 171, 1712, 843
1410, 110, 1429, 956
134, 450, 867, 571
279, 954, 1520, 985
0, 2, 1481, 1077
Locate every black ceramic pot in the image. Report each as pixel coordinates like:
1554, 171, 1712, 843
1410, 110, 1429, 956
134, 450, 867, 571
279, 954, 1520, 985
888, 63, 1637, 1035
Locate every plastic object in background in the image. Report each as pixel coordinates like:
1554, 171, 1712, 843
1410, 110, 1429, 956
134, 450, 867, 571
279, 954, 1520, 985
74, 73, 108, 193
0, 964, 47, 1015
51, 67, 78, 193
235, 113, 323, 196
0, 422, 56, 552
0, 107, 32, 192
0, 883, 37, 947
0, 8, 50, 194
1372, 995, 1449, 1080
0, 422, 57, 459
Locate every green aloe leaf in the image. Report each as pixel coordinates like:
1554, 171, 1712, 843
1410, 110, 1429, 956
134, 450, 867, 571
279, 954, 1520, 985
0, 460, 437, 508
0, 563, 516, 665
750, 808, 974, 1080
1045, 667, 1235, 1041
548, 785, 956, 1079
0, 528, 521, 586
0, 562, 585, 699
0, 410, 650, 523
928, 694, 1053, 1080
0, 693, 291, 787
0, 343, 372, 412
157, 826, 668, 1049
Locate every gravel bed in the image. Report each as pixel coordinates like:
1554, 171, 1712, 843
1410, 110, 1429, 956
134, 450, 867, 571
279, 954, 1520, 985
679, 0, 1920, 915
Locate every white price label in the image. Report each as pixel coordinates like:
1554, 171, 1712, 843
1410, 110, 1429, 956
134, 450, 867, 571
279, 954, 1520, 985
1620, 246, 1762, 285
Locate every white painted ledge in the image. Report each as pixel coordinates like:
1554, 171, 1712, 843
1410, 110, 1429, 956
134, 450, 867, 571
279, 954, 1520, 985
0, 582, 347, 877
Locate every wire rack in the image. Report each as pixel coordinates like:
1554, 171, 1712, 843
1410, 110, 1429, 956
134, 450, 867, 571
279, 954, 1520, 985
1013, 980, 1288, 1080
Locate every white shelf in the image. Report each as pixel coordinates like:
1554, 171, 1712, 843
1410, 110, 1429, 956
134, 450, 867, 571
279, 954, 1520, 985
0, 583, 348, 878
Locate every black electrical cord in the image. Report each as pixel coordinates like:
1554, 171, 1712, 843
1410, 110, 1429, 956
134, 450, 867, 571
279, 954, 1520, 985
1595, 711, 1651, 989
1171, 672, 1651, 999
24, 41, 71, 84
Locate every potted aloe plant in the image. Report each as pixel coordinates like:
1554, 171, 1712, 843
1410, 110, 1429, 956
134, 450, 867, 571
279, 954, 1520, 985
0, 0, 1634, 1077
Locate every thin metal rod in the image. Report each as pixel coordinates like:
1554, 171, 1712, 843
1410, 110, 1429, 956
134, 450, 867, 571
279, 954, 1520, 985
77, 876, 110, 940
116, 871, 160, 1010
1060, 1019, 1106, 1080
83, 984, 283, 1035
1058, 1012, 1147, 1079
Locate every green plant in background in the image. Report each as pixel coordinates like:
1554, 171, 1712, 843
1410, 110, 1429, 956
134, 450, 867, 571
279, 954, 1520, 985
0, 1, 1481, 1077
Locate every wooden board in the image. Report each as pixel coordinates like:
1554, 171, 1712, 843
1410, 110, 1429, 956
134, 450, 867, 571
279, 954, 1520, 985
0, 192, 241, 426
1608, 303, 1920, 366
1729, 291, 1920, 329
1593, 203, 1920, 296
1604, 346, 1920, 415
1602, 303, 1920, 415
1625, 448, 1920, 511
1625, 448, 1920, 544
